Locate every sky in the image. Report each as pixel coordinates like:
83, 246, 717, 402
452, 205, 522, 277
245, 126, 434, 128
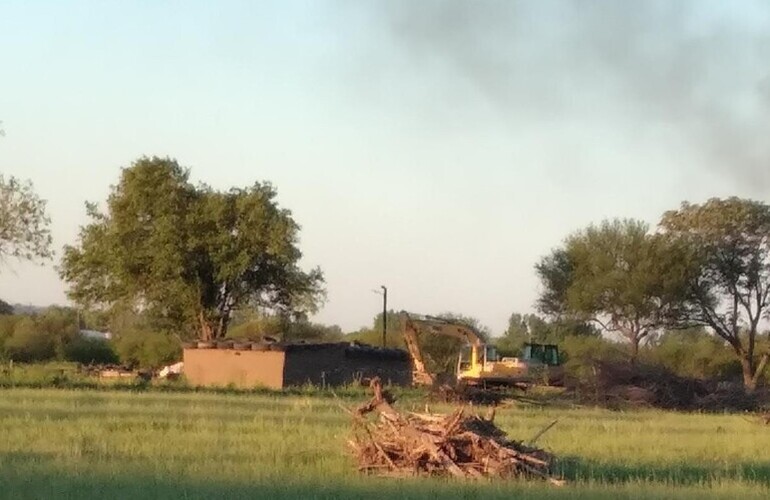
1, 0, 769, 335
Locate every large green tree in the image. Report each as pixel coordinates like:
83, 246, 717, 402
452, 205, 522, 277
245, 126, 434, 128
0, 299, 13, 315
60, 157, 325, 341
496, 313, 530, 356
496, 312, 596, 356
536, 219, 689, 360
660, 197, 770, 390
0, 175, 52, 263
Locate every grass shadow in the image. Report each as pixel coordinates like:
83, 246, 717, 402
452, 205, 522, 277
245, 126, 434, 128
556, 455, 770, 486
1, 451, 770, 499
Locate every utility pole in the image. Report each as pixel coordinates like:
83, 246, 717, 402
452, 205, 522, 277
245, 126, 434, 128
381, 285, 387, 348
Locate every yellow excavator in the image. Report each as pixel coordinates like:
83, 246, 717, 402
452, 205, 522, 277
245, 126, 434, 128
400, 311, 563, 387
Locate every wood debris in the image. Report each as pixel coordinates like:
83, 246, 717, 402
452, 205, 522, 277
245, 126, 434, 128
569, 360, 765, 412
430, 383, 509, 406
347, 378, 564, 485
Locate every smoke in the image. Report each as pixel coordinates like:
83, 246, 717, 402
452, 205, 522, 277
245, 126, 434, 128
353, 0, 770, 190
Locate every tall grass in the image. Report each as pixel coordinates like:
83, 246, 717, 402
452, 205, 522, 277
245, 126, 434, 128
0, 388, 768, 498
0, 361, 430, 400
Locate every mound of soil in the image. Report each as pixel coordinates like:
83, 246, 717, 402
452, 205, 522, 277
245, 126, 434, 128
429, 384, 509, 406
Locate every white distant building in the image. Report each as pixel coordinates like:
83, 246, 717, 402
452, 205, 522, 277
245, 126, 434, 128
79, 329, 113, 341
158, 362, 184, 378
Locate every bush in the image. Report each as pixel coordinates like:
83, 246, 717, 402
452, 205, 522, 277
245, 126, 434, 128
65, 337, 119, 365
228, 315, 344, 343
285, 321, 344, 342
4, 317, 56, 362
560, 335, 626, 387
227, 319, 280, 340
36, 307, 78, 359
0, 315, 23, 359
643, 329, 741, 381
346, 328, 401, 348
113, 330, 180, 369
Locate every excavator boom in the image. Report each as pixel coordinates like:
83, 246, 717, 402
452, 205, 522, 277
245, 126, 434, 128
401, 316, 433, 384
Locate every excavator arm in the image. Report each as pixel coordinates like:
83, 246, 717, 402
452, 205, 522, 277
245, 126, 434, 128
401, 318, 433, 385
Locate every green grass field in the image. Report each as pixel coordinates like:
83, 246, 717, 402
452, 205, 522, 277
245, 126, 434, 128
0, 388, 768, 499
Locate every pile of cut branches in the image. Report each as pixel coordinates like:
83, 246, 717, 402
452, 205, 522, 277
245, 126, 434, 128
347, 378, 563, 484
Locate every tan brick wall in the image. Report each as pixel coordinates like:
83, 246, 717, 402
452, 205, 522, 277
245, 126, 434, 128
183, 349, 285, 389
183, 344, 411, 389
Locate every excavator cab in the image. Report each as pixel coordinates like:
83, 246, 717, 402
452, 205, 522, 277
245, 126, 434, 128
522, 343, 560, 366
458, 345, 474, 372
484, 345, 499, 363
457, 344, 499, 373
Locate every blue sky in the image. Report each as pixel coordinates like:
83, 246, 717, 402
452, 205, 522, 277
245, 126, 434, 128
1, 1, 768, 334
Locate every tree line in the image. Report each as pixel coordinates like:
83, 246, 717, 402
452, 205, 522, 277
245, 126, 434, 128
1, 158, 769, 391
531, 199, 770, 390
0, 303, 349, 368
